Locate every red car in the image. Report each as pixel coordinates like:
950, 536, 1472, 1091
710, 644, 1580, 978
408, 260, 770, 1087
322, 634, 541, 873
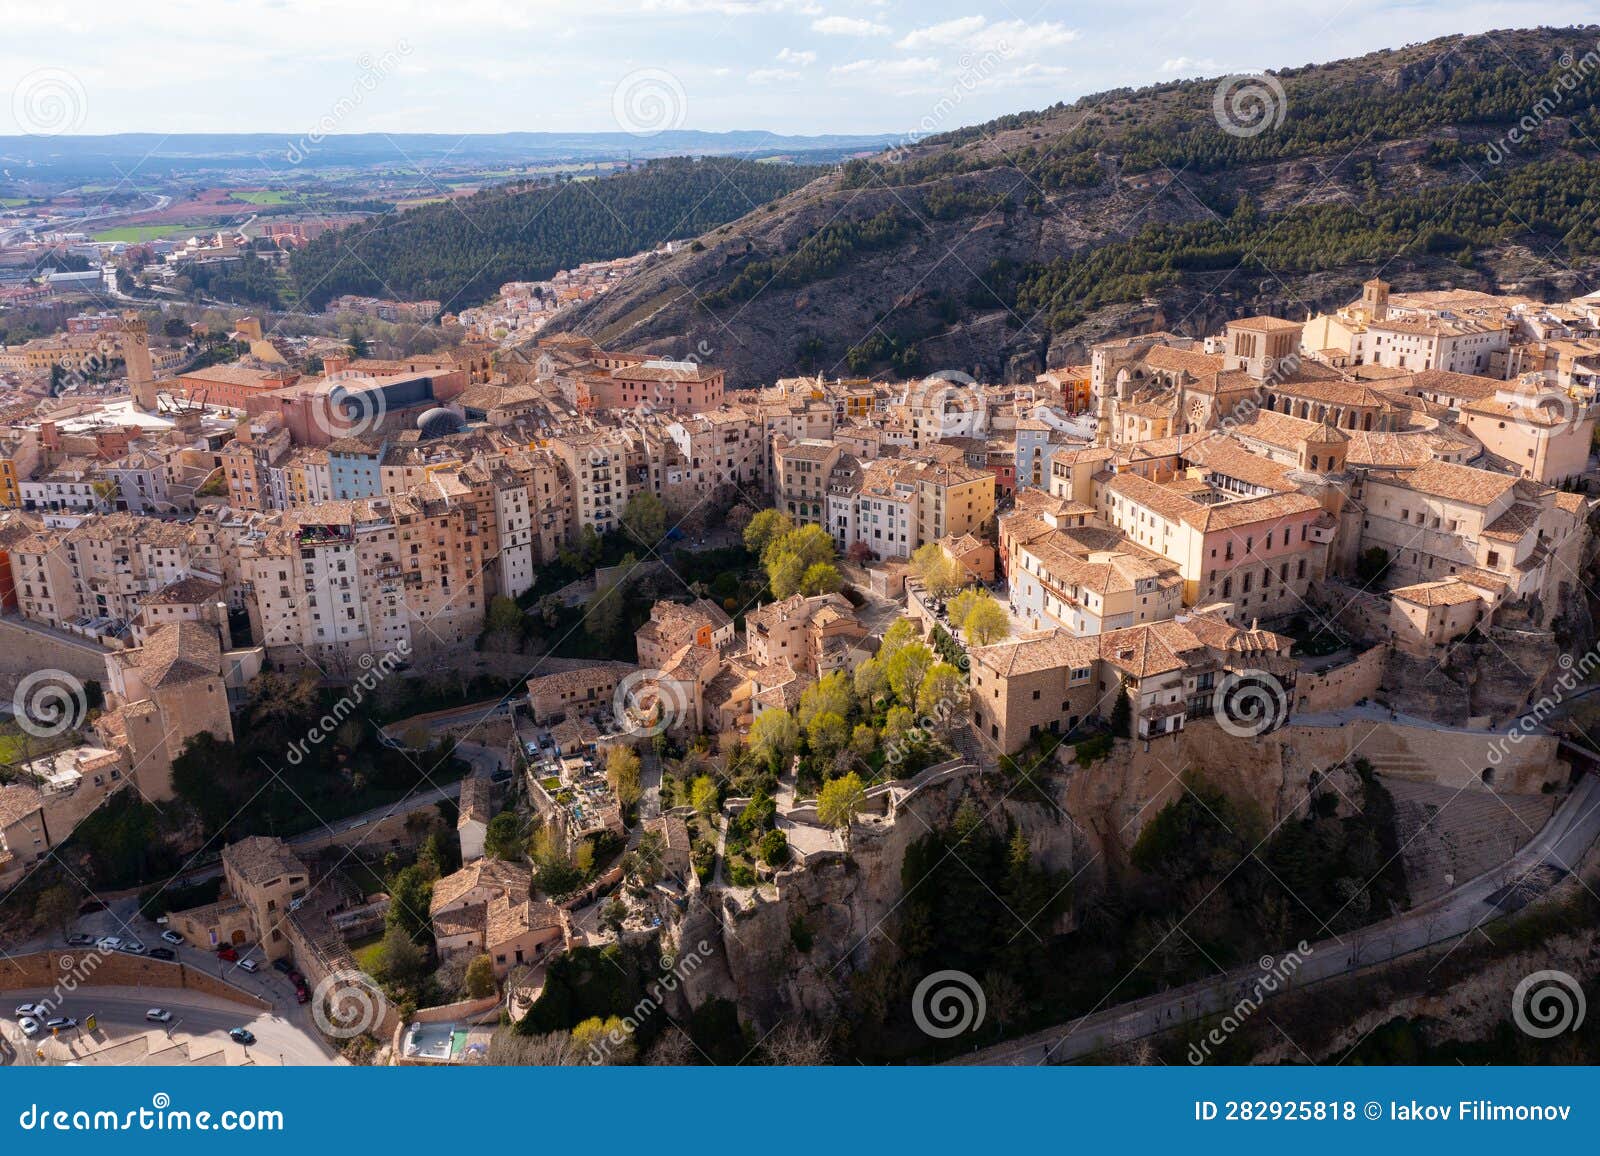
217, 945, 238, 962
294, 987, 309, 1004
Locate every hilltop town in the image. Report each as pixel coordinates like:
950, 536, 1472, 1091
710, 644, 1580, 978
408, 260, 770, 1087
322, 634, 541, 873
2, 268, 1599, 1066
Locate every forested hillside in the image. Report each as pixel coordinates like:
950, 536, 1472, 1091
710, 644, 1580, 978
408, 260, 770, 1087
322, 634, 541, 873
286, 157, 826, 311
561, 27, 1600, 385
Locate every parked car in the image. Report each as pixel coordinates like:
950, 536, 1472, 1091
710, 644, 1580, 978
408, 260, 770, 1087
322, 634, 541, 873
148, 948, 176, 961
65, 934, 93, 947
216, 945, 238, 961
160, 930, 184, 946
95, 936, 122, 952
293, 987, 309, 1005
288, 970, 304, 986
237, 959, 258, 973
271, 959, 294, 975
229, 1027, 256, 1046
14, 1002, 43, 1018
17, 1016, 40, 1038
44, 1017, 77, 1031
144, 1009, 171, 1023
118, 940, 146, 955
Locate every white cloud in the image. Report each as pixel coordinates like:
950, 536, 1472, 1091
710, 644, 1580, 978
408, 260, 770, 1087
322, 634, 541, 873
747, 67, 802, 83
811, 15, 892, 36
777, 47, 817, 66
1160, 56, 1218, 74
896, 15, 1079, 55
830, 56, 942, 79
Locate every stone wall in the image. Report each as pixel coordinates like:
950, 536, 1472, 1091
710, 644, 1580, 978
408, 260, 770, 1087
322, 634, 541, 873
1295, 645, 1388, 713
0, 617, 112, 683
0, 950, 269, 1010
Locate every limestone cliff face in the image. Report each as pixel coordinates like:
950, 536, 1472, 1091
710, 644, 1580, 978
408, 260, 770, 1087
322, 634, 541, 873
659, 722, 1558, 1031
661, 770, 1084, 1031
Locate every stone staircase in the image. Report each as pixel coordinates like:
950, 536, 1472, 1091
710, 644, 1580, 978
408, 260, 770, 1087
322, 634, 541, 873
1384, 777, 1555, 904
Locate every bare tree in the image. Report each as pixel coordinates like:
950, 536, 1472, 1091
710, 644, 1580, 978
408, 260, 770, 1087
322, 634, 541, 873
644, 1026, 700, 1066
758, 1019, 833, 1066
483, 1028, 579, 1066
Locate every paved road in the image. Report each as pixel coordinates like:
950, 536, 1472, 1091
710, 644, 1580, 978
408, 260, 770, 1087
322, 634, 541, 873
958, 772, 1600, 1065
0, 985, 337, 1066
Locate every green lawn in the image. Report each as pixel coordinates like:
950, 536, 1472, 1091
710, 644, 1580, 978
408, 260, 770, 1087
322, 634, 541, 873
231, 189, 293, 204
351, 934, 385, 976
94, 223, 211, 243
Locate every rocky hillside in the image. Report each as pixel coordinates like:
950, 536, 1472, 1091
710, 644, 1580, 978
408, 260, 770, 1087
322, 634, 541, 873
563, 28, 1600, 386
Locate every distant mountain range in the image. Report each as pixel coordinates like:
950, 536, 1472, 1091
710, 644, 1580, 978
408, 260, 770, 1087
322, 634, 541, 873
560, 27, 1600, 387
0, 130, 899, 177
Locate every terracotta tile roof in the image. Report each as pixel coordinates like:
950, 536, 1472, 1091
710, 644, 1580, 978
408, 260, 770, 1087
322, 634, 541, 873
1389, 579, 1483, 607
1392, 460, 1519, 507
222, 836, 307, 886
430, 858, 532, 914
485, 894, 563, 947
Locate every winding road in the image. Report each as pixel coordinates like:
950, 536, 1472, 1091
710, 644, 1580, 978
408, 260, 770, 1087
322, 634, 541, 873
956, 771, 1600, 1065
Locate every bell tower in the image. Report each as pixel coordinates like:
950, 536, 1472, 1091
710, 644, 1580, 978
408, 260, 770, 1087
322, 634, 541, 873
121, 311, 158, 412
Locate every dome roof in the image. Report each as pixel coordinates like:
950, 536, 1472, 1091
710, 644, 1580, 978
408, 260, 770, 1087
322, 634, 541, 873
417, 406, 463, 438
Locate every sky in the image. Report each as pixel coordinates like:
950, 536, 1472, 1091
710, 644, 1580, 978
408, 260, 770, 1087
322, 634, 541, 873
0, 0, 1596, 138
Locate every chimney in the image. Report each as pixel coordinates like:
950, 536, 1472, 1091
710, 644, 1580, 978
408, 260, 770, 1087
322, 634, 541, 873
324, 354, 350, 377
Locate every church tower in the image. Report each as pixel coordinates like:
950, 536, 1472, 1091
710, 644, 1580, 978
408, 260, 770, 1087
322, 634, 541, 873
1361, 278, 1390, 322
121, 311, 158, 412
